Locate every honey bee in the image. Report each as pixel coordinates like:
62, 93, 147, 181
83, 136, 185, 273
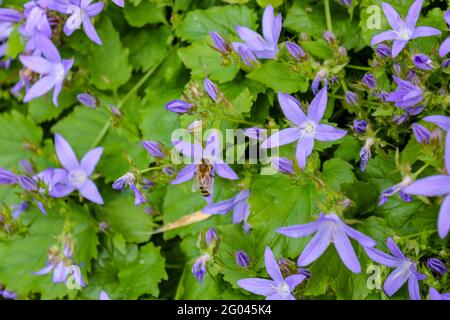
193, 159, 213, 197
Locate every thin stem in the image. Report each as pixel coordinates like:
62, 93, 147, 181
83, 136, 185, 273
224, 117, 262, 126
140, 166, 162, 174
412, 164, 430, 179
324, 0, 333, 32
346, 64, 371, 71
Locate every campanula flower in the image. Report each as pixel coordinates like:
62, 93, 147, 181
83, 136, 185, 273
362, 73, 377, 88
205, 227, 217, 245
236, 250, 250, 268
0, 168, 16, 184
323, 31, 336, 45
359, 138, 374, 171
59, 0, 104, 45
364, 237, 426, 300
0, 8, 23, 63
286, 41, 305, 60
142, 140, 166, 158
112, 172, 146, 206
352, 119, 367, 133
312, 70, 328, 95
378, 176, 413, 205
270, 157, 295, 175
234, 5, 281, 59
375, 44, 391, 58
77, 93, 97, 108
442, 59, 450, 68
51, 134, 104, 204
411, 123, 431, 144
237, 247, 306, 300
232, 43, 258, 66
278, 213, 376, 273
165, 99, 193, 114
429, 287, 450, 300
20, 1, 53, 56
171, 131, 238, 203
209, 31, 229, 54
371, 0, 441, 57
203, 190, 250, 231
426, 258, 448, 275
413, 53, 433, 70
192, 254, 210, 284
423, 114, 450, 132
386, 76, 423, 108
261, 89, 347, 169
0, 289, 17, 299
204, 77, 219, 102
439, 11, 450, 57
19, 40, 73, 106
345, 91, 359, 105
403, 132, 450, 238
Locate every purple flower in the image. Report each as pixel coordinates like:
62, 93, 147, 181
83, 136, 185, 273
378, 176, 413, 205
411, 123, 431, 144
312, 70, 328, 95
371, 0, 441, 58
130, 183, 147, 206
426, 258, 448, 275
59, 0, 104, 45
345, 91, 359, 105
52, 134, 104, 204
11, 201, 29, 219
0, 8, 23, 62
352, 119, 367, 133
386, 76, 423, 108
286, 41, 305, 60
162, 166, 174, 176
236, 250, 250, 268
77, 93, 97, 108
439, 11, 450, 57
19, 42, 73, 106
364, 237, 426, 300
205, 227, 217, 245
232, 43, 258, 66
209, 31, 229, 54
204, 77, 219, 102
142, 140, 166, 158
20, 159, 35, 175
100, 291, 111, 300
261, 89, 347, 169
203, 190, 250, 231
112, 0, 124, 7
413, 53, 433, 70
340, 0, 352, 7
359, 138, 374, 172
323, 31, 336, 44
192, 254, 210, 284
237, 247, 306, 300
362, 73, 377, 88
165, 99, 192, 114
442, 59, 450, 68
0, 289, 17, 300
270, 157, 295, 175
0, 167, 16, 184
34, 249, 70, 284
112, 172, 146, 206
338, 46, 347, 56
171, 131, 238, 203
18, 175, 37, 191
233, 5, 281, 59
403, 132, 450, 238
243, 127, 267, 141
277, 213, 376, 273
429, 287, 450, 300
375, 44, 391, 58
423, 114, 450, 131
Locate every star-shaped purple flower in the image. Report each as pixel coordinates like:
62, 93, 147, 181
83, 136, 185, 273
233, 5, 281, 60
386, 76, 423, 108
261, 88, 347, 169
364, 237, 426, 300
371, 0, 441, 57
51, 134, 104, 204
19, 40, 73, 106
277, 213, 376, 273
237, 247, 306, 300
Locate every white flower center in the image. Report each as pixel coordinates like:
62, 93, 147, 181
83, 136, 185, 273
396, 27, 412, 40
301, 121, 316, 137
66, 5, 85, 30
276, 282, 290, 296
68, 169, 87, 187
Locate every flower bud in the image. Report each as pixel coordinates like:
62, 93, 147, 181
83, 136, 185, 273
270, 157, 295, 175
235, 250, 250, 268
427, 258, 448, 275
165, 99, 193, 114
345, 91, 358, 105
209, 31, 229, 54
286, 41, 305, 60
411, 123, 431, 144
362, 73, 377, 88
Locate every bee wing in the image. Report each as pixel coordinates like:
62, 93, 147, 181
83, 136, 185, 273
198, 174, 212, 194
191, 174, 200, 192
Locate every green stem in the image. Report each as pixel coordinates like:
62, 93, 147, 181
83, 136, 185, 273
402, 229, 435, 239
324, 0, 333, 32
412, 164, 430, 179
346, 64, 371, 71
140, 166, 162, 174
224, 117, 261, 126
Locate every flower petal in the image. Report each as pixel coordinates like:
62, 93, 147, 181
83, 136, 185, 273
370, 30, 398, 46
80, 147, 103, 176
407, 274, 421, 300
439, 37, 450, 57
277, 92, 306, 126
405, 0, 423, 30
203, 196, 236, 215
403, 175, 450, 196
364, 246, 402, 268
296, 136, 314, 169
411, 26, 441, 39
423, 115, 450, 131
285, 274, 305, 291
82, 17, 102, 45
172, 140, 204, 163
214, 162, 238, 180
392, 40, 408, 58
383, 263, 411, 297
344, 225, 376, 247
277, 221, 320, 238
54, 134, 80, 171
314, 124, 347, 141
235, 26, 267, 52
260, 128, 301, 149
19, 55, 54, 74
266, 292, 294, 300
171, 164, 197, 184
333, 226, 361, 273
79, 179, 104, 204
386, 237, 406, 259
85, 2, 104, 16
23, 75, 57, 103
438, 194, 450, 239
381, 2, 404, 31
237, 278, 275, 296
297, 224, 332, 266
264, 247, 283, 282
307, 87, 327, 122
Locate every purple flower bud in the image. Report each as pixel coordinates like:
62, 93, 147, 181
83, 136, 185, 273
98, 222, 109, 232
12, 201, 29, 219
442, 59, 450, 68
286, 41, 305, 60
165, 99, 192, 114
204, 78, 219, 102
18, 175, 37, 191
109, 106, 122, 117
192, 254, 209, 284
209, 31, 229, 54
427, 258, 448, 275
0, 168, 16, 184
270, 157, 295, 175
0, 289, 17, 300
329, 75, 339, 85
77, 93, 97, 108
162, 166, 174, 176
340, 0, 352, 6
235, 250, 250, 268
393, 114, 409, 125
234, 44, 258, 66
298, 268, 311, 279
338, 46, 347, 56
144, 206, 155, 215
19, 160, 34, 175
352, 119, 367, 133
142, 140, 166, 158
411, 123, 431, 144
345, 91, 359, 105
112, 172, 135, 191
359, 138, 374, 172
244, 127, 267, 141
413, 54, 433, 70
407, 70, 420, 86
375, 44, 391, 58
323, 31, 336, 44
205, 228, 217, 245
142, 179, 154, 190
404, 105, 425, 116
130, 184, 146, 206
362, 73, 377, 88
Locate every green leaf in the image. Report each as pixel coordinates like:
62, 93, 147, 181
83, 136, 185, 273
178, 40, 240, 83
176, 5, 256, 42
5, 26, 25, 59
118, 243, 168, 298
124, 0, 167, 27
247, 61, 309, 93
256, 0, 283, 7
322, 159, 355, 190
27, 90, 76, 124
284, 2, 325, 38
302, 40, 333, 60
87, 17, 132, 90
